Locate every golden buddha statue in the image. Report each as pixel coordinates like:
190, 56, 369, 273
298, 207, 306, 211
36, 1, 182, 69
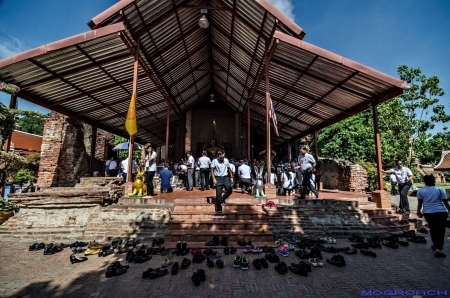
203, 119, 224, 158
204, 138, 224, 158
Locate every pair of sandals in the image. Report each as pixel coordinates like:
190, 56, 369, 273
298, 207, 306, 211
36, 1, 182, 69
320, 237, 336, 244
162, 253, 173, 268
308, 258, 323, 267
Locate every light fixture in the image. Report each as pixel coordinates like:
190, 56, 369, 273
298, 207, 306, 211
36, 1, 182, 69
198, 9, 209, 29
209, 93, 215, 103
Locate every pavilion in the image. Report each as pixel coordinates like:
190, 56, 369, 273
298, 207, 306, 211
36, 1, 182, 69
0, 0, 406, 188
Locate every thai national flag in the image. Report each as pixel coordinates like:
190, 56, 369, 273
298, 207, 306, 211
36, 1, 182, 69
269, 94, 279, 137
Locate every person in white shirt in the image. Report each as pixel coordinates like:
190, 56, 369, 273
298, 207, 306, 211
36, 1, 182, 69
121, 157, 137, 182
198, 151, 211, 191
194, 158, 201, 188
390, 173, 398, 195
141, 143, 157, 196
281, 166, 295, 196
238, 160, 251, 194
211, 150, 233, 213
105, 157, 113, 177
295, 146, 319, 199
185, 151, 195, 191
108, 158, 118, 177
382, 160, 413, 213
229, 158, 236, 188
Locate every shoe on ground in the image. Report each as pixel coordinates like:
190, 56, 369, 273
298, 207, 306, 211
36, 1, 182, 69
436, 252, 446, 258
253, 258, 261, 270
205, 236, 219, 246
171, 262, 179, 275
326, 255, 345, 267
216, 259, 224, 268
233, 256, 242, 268
382, 240, 399, 249
198, 269, 206, 282
360, 249, 377, 257
207, 256, 215, 268
147, 268, 168, 280
241, 257, 249, 270
275, 262, 288, 275
181, 257, 191, 269
230, 247, 237, 254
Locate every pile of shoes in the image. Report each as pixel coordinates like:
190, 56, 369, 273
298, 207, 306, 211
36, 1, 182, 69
106, 261, 129, 278
233, 256, 249, 270
84, 241, 104, 255
192, 269, 206, 286
29, 242, 45, 252
326, 254, 345, 267
43, 243, 65, 255
142, 267, 168, 280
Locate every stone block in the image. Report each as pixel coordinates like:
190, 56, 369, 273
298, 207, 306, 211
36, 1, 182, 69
371, 190, 392, 209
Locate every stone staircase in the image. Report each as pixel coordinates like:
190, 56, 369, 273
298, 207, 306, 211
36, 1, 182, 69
165, 201, 273, 243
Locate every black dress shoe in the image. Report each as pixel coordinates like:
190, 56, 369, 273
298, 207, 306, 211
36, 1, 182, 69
382, 240, 399, 249
224, 247, 230, 255
275, 262, 288, 275
219, 237, 228, 246
207, 256, 215, 268
171, 262, 179, 275
288, 265, 308, 276
292, 261, 311, 272
360, 249, 377, 257
260, 258, 269, 268
216, 259, 224, 269
29, 243, 39, 251
70, 254, 88, 264
148, 268, 168, 279
253, 258, 261, 270
230, 247, 237, 254
111, 261, 129, 270
192, 270, 201, 286
181, 257, 191, 269
205, 236, 219, 246
198, 269, 206, 281
326, 255, 345, 267
176, 241, 182, 256
106, 264, 128, 278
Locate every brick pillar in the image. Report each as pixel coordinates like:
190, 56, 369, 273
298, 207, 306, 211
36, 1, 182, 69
264, 184, 277, 199
371, 190, 391, 209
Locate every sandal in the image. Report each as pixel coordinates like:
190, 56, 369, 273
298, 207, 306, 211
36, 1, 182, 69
275, 239, 284, 246
162, 253, 173, 268
292, 245, 300, 252
308, 258, 318, 267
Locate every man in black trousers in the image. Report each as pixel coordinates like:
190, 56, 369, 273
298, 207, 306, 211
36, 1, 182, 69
210, 150, 233, 213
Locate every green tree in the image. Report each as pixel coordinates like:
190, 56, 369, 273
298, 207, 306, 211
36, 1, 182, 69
113, 135, 142, 160
17, 114, 45, 136
319, 66, 450, 168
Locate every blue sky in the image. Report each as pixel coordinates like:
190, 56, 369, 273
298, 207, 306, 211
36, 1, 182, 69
0, 0, 449, 133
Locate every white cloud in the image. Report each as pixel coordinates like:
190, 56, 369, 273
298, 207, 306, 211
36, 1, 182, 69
268, 0, 295, 21
0, 34, 26, 59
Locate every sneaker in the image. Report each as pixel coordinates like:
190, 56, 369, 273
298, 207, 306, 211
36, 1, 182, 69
243, 246, 253, 254
259, 257, 269, 268
277, 246, 289, 257
241, 257, 249, 270
253, 258, 261, 270
252, 246, 263, 254
233, 256, 242, 268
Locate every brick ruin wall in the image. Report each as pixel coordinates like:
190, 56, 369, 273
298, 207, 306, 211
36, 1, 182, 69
320, 158, 368, 193
37, 111, 113, 187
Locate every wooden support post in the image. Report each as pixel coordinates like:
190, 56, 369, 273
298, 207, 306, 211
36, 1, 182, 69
1, 95, 18, 197
372, 103, 383, 190
247, 100, 251, 160
90, 125, 97, 177
265, 39, 271, 182
165, 104, 170, 161
314, 130, 319, 157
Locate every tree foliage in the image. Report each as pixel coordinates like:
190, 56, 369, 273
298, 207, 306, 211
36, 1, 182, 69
319, 66, 450, 168
17, 114, 45, 136
113, 135, 142, 160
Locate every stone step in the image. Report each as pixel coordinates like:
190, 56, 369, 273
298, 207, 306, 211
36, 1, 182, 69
361, 208, 394, 215
162, 241, 278, 249
376, 222, 412, 232
165, 230, 274, 242
173, 203, 262, 212
170, 210, 267, 220
369, 214, 406, 224
167, 219, 269, 231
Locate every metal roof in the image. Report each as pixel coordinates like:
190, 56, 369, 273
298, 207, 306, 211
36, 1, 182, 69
0, 0, 405, 147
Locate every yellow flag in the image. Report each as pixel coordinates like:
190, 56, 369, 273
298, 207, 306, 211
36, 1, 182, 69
125, 92, 137, 135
